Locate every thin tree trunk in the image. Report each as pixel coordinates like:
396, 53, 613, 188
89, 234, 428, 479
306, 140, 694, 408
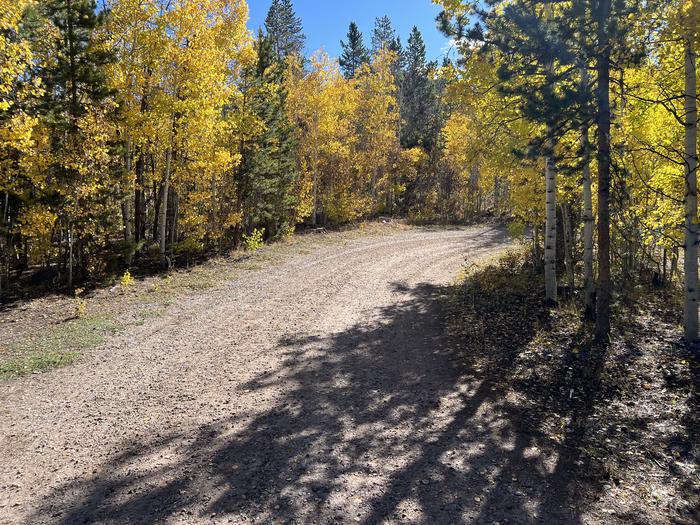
561, 203, 575, 295
544, 134, 558, 304
683, 35, 698, 344
581, 66, 595, 317
595, 0, 612, 341
134, 152, 146, 245
663, 247, 668, 284
67, 222, 73, 290
123, 138, 133, 241
533, 222, 541, 271
159, 147, 172, 269
170, 190, 179, 256
312, 116, 319, 226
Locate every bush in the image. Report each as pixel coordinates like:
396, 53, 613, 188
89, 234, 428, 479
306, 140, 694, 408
242, 228, 265, 251
507, 220, 526, 240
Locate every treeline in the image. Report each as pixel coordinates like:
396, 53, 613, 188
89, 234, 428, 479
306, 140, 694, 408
436, 0, 698, 342
2, 0, 698, 346
1, 0, 462, 294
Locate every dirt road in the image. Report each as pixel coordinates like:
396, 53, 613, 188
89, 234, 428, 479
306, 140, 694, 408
0, 225, 575, 525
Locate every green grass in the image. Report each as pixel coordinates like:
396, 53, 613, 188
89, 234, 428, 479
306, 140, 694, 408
1, 315, 121, 379
0, 351, 79, 380
8, 315, 120, 354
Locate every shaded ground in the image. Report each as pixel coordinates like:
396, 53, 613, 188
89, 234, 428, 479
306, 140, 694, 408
0, 224, 696, 524
444, 253, 699, 525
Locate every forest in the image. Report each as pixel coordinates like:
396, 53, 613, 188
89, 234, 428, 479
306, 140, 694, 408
0, 0, 698, 342
0, 0, 698, 523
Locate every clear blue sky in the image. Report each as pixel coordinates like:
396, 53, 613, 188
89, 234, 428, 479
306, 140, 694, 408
247, 0, 453, 62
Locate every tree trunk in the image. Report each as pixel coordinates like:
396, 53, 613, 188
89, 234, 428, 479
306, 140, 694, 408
312, 119, 319, 226
683, 35, 698, 344
159, 147, 172, 269
544, 134, 558, 304
533, 221, 541, 271
123, 138, 133, 243
170, 190, 179, 257
561, 203, 575, 295
581, 66, 596, 318
134, 152, 146, 246
67, 222, 73, 290
595, 0, 612, 341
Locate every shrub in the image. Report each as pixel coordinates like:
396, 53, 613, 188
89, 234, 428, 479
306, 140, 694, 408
242, 228, 265, 251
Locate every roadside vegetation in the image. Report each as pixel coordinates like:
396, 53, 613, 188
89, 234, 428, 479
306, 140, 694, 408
447, 248, 698, 522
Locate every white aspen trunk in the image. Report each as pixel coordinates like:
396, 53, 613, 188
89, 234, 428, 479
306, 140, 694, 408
581, 67, 595, 315
159, 147, 172, 269
544, 134, 558, 303
561, 203, 575, 294
683, 35, 698, 344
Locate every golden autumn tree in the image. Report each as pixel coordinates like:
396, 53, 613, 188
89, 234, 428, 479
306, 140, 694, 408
107, 0, 252, 265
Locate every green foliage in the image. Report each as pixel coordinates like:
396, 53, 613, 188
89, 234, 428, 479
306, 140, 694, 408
238, 32, 300, 240
340, 22, 370, 79
507, 221, 526, 240
265, 0, 306, 60
371, 16, 397, 55
401, 27, 440, 151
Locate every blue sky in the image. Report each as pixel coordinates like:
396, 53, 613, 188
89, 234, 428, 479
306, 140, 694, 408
247, 0, 453, 62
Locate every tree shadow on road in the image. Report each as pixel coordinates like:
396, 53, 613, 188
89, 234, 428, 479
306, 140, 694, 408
27, 254, 625, 525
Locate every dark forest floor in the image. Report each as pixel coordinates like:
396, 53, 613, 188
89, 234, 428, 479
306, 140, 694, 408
445, 251, 699, 524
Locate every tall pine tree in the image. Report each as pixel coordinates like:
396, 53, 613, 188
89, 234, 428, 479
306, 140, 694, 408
401, 27, 439, 150
339, 22, 369, 79
239, 32, 299, 240
39, 0, 114, 287
264, 0, 306, 61
371, 16, 396, 55
40, 0, 111, 125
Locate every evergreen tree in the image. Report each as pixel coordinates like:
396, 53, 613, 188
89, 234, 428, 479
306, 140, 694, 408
339, 22, 369, 79
371, 16, 396, 55
38, 0, 114, 287
240, 32, 299, 239
40, 0, 111, 125
401, 27, 439, 150
264, 0, 306, 61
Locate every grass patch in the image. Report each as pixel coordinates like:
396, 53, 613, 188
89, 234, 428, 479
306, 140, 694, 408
1, 315, 121, 379
0, 351, 79, 380
7, 315, 120, 354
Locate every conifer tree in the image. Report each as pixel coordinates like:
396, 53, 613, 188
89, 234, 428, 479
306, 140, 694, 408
40, 0, 111, 124
264, 0, 305, 61
340, 22, 369, 79
239, 32, 299, 239
39, 0, 114, 287
401, 27, 439, 151
371, 16, 396, 55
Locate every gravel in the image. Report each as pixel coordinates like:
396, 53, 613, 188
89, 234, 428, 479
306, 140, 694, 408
0, 225, 521, 525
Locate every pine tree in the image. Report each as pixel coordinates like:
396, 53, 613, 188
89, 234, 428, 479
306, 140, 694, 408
264, 0, 306, 61
339, 22, 369, 79
40, 0, 111, 124
401, 27, 439, 150
38, 0, 114, 287
371, 16, 396, 55
240, 32, 299, 239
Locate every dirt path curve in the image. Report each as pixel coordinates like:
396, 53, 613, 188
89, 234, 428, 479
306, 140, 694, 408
0, 225, 560, 525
